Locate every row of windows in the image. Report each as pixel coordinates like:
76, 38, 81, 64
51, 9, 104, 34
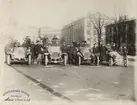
73, 22, 84, 29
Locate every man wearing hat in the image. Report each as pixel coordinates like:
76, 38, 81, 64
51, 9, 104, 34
24, 36, 31, 49
52, 35, 59, 46
60, 42, 67, 53
34, 40, 43, 64
92, 43, 99, 64
30, 41, 36, 64
39, 35, 49, 46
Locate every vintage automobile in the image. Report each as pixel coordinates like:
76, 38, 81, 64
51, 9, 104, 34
43, 46, 67, 66
100, 51, 128, 67
5, 46, 32, 65
73, 47, 99, 66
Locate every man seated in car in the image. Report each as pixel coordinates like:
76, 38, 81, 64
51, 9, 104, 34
81, 41, 85, 47
81, 41, 88, 47
39, 35, 49, 46
111, 43, 116, 51
51, 36, 58, 46
105, 44, 113, 60
119, 44, 128, 58
106, 44, 113, 53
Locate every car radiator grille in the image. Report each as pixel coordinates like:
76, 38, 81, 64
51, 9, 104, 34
84, 52, 91, 58
51, 52, 60, 58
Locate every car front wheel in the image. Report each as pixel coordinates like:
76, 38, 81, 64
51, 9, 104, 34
108, 57, 113, 66
28, 55, 31, 65
124, 57, 128, 67
63, 55, 67, 66
7, 55, 11, 65
44, 55, 48, 66
77, 56, 81, 66
96, 56, 99, 66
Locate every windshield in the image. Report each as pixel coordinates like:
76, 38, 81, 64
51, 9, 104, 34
48, 46, 61, 53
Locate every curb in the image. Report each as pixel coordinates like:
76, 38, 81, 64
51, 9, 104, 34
127, 56, 136, 61
128, 58, 135, 61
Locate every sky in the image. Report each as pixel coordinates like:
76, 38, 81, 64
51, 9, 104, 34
0, 0, 136, 43
2, 0, 136, 29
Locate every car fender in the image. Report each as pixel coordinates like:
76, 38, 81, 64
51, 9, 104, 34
77, 52, 84, 58
44, 53, 49, 56
62, 53, 67, 56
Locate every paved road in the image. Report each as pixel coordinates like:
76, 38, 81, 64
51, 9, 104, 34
7, 62, 134, 102
0, 64, 57, 103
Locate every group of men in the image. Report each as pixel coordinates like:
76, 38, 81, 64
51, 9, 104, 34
22, 35, 59, 64
94, 42, 127, 62
5, 34, 127, 65
60, 40, 128, 64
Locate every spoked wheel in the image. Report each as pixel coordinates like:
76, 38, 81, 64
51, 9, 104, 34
28, 55, 31, 65
108, 57, 113, 66
124, 57, 128, 67
44, 55, 48, 66
7, 55, 11, 65
63, 55, 67, 66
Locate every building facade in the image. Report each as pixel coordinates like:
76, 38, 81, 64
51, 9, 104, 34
61, 17, 105, 47
61, 18, 85, 45
105, 19, 136, 55
35, 27, 61, 43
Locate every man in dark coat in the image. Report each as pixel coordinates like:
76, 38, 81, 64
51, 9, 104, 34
92, 43, 99, 64
93, 43, 99, 54
30, 41, 36, 64
100, 43, 107, 61
106, 44, 113, 52
81, 41, 85, 47
52, 35, 58, 40
34, 40, 43, 64
25, 36, 31, 49
111, 43, 116, 51
67, 43, 75, 64
52, 35, 59, 46
39, 35, 49, 46
119, 45, 128, 56
60, 42, 67, 53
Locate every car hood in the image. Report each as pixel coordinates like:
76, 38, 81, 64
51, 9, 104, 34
12, 47, 26, 58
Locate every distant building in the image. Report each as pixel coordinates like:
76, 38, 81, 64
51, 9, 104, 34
61, 17, 105, 47
37, 26, 61, 43
105, 18, 136, 55
61, 18, 85, 45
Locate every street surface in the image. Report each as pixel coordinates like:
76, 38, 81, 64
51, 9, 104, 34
0, 62, 134, 103
0, 64, 55, 103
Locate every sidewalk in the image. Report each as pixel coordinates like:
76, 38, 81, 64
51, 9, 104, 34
127, 56, 136, 61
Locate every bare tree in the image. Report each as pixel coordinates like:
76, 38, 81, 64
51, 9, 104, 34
88, 12, 111, 47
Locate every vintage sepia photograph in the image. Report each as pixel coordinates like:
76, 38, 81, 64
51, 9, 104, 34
0, 0, 136, 105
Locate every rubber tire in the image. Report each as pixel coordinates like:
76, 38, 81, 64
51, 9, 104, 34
96, 56, 99, 66
45, 55, 48, 66
109, 58, 113, 66
78, 56, 81, 66
63, 55, 67, 66
28, 55, 31, 65
7, 55, 11, 65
